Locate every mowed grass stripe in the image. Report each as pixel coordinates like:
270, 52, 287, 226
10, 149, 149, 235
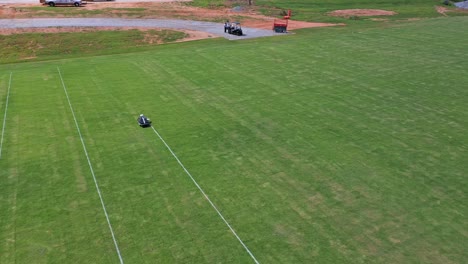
201, 19, 467, 263
0, 71, 17, 264
51, 63, 256, 263
0, 68, 122, 263
111, 41, 368, 262
149, 125, 260, 263
57, 67, 124, 264
65, 47, 364, 263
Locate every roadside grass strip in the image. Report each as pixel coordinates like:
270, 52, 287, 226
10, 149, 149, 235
0, 72, 12, 159
149, 126, 260, 264
57, 67, 124, 264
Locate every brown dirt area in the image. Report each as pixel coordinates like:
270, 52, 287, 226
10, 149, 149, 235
0, 1, 342, 42
328, 9, 397, 17
435, 6, 448, 16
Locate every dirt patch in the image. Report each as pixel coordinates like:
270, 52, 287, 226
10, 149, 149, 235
369, 18, 389, 22
329, 9, 397, 18
172, 29, 215, 42
0, 6, 17, 18
435, 6, 448, 16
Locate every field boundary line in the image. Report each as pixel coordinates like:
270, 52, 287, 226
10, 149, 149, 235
150, 126, 260, 264
0, 72, 12, 159
57, 67, 124, 264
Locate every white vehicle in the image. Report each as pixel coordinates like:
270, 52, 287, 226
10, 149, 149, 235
44, 0, 82, 7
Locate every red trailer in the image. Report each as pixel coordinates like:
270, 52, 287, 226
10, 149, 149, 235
273, 10, 291, 33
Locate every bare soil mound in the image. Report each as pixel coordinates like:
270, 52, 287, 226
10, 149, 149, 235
329, 9, 396, 17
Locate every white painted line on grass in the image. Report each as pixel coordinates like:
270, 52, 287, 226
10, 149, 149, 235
150, 126, 260, 264
57, 67, 124, 264
0, 72, 12, 159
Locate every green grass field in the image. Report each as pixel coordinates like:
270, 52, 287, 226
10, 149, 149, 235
1, 14, 467, 264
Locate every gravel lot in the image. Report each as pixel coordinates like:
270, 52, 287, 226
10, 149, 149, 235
0, 18, 280, 40
455, 1, 468, 9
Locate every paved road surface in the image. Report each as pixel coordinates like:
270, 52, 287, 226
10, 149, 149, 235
0, 18, 281, 40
